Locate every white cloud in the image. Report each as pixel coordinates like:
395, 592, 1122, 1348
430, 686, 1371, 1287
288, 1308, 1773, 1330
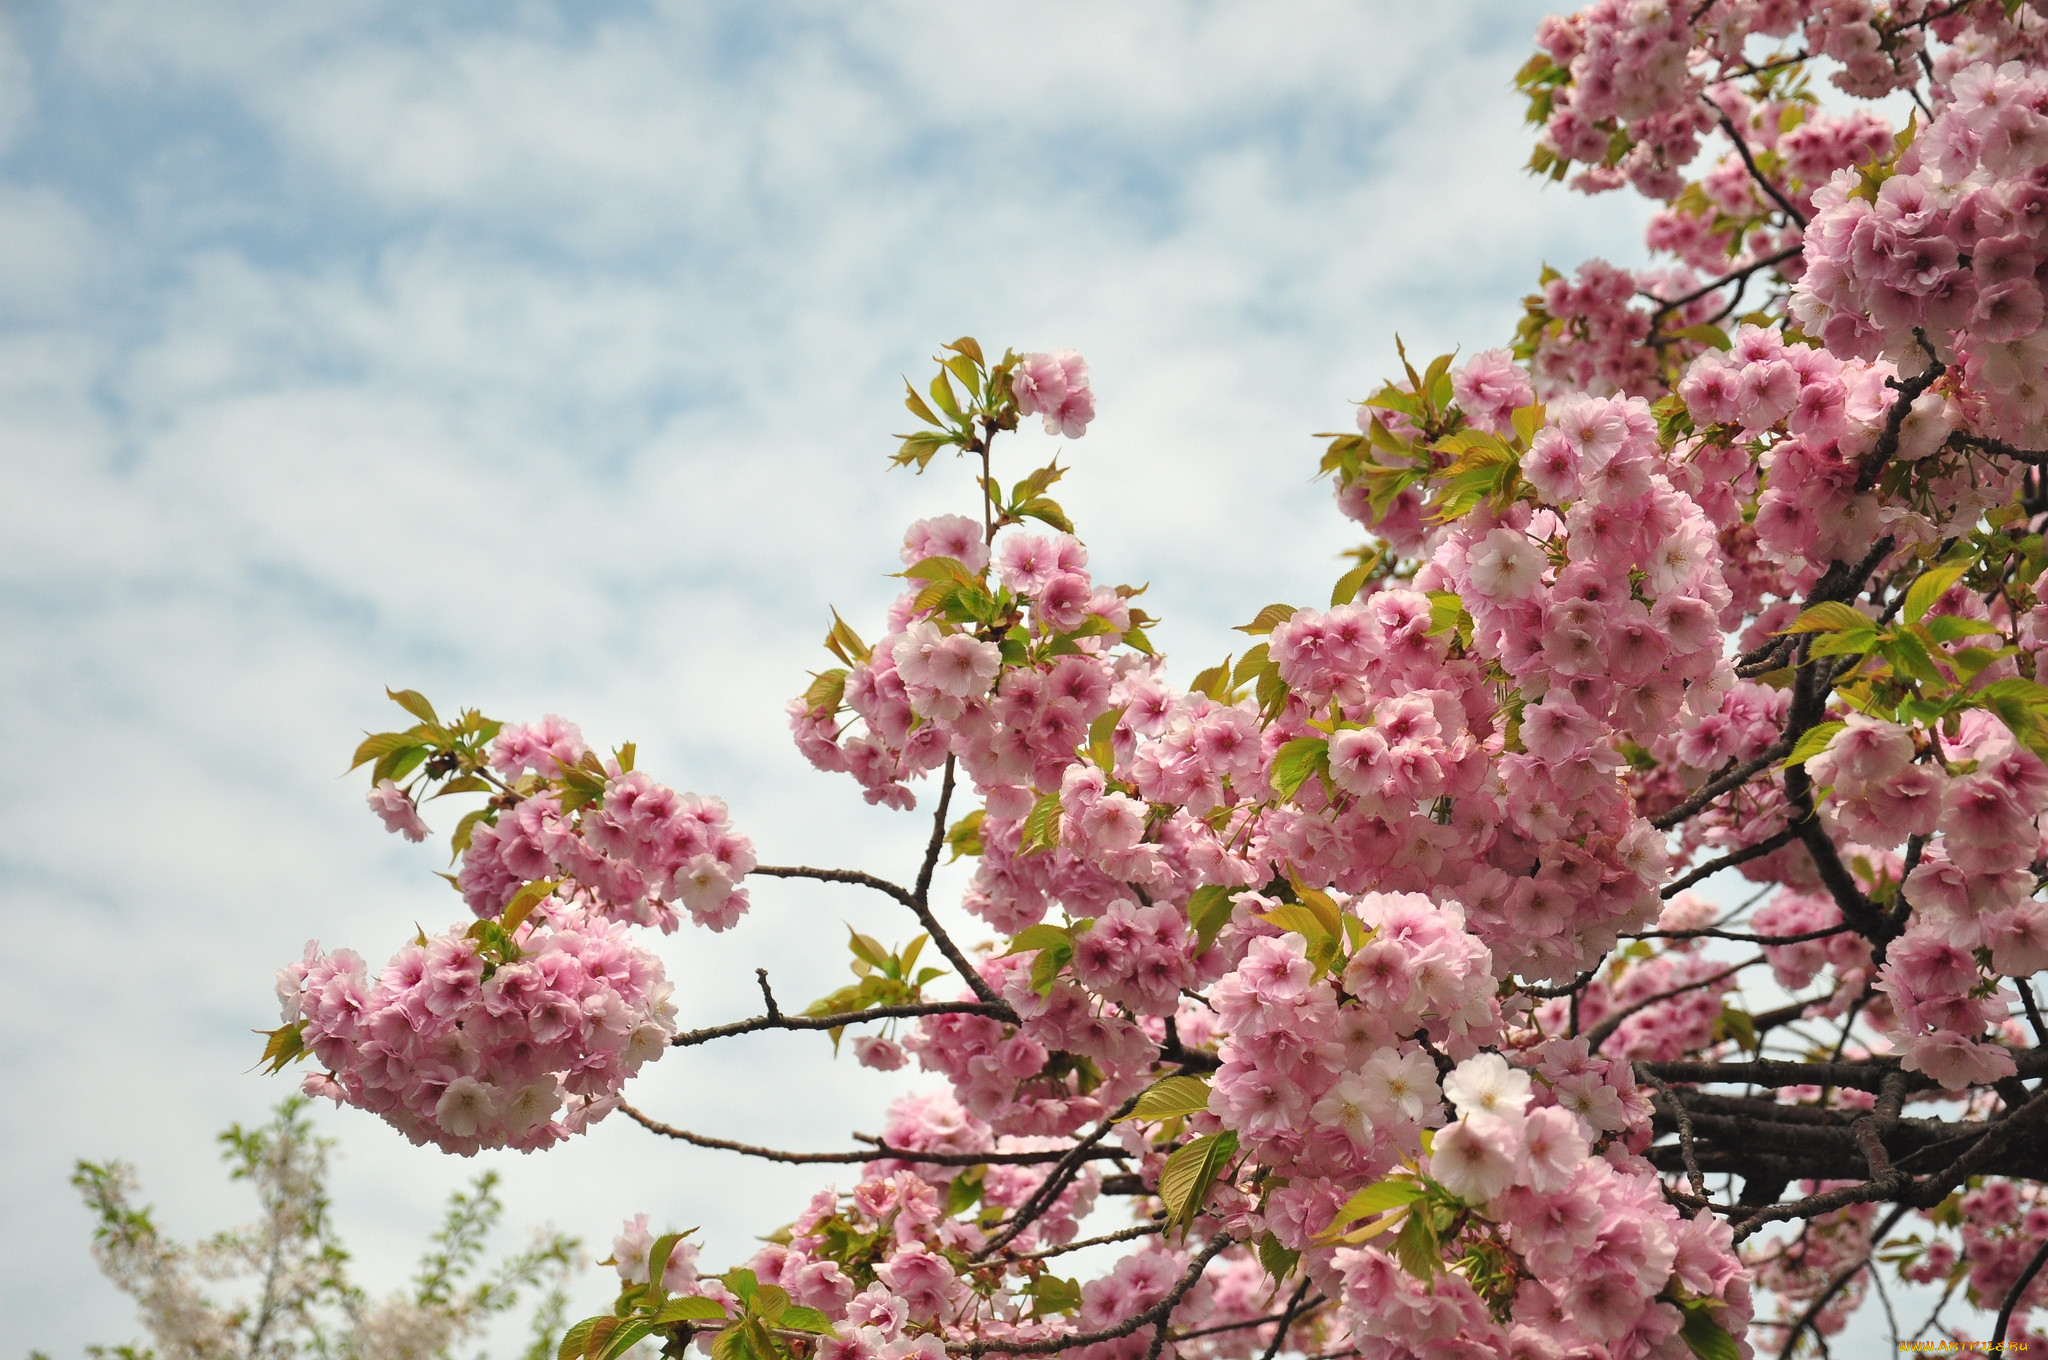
1, 2, 1653, 1352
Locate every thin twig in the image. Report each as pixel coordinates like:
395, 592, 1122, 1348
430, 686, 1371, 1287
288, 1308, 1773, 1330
1587, 958, 1764, 1053
958, 1233, 1235, 1356
1014, 1221, 1165, 1262
976, 1092, 1147, 1261
1774, 1203, 1911, 1360
619, 1104, 1114, 1166
1657, 827, 1799, 897
670, 999, 1011, 1048
1994, 1231, 2048, 1346
1714, 109, 1808, 227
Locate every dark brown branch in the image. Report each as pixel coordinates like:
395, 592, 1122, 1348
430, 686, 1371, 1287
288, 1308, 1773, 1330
1774, 1203, 1911, 1360
619, 1103, 1115, 1166
977, 1090, 1148, 1260
903, 755, 1008, 1009
1015, 1221, 1165, 1262
1853, 336, 1947, 492
1625, 921, 1850, 946
1586, 958, 1763, 1053
670, 999, 1012, 1048
1650, 740, 1792, 830
1257, 1281, 1318, 1360
1638, 1067, 1708, 1205
2021, 979, 2048, 1049
754, 863, 917, 908
1657, 826, 1799, 897
1522, 969, 1598, 1000
1993, 1231, 2048, 1346
959, 1233, 1235, 1356
1644, 243, 1805, 346
1951, 430, 2048, 466
1714, 109, 1808, 227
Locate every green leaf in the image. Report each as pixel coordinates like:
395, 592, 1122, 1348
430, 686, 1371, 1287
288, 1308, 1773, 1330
449, 807, 493, 859
945, 808, 985, 861
1330, 551, 1381, 607
1285, 873, 1345, 939
1904, 559, 1971, 624
1925, 615, 2003, 643
1783, 601, 1873, 634
1881, 631, 1949, 686
1425, 591, 1470, 639
1186, 885, 1237, 953
1256, 1231, 1300, 1282
1717, 1004, 1760, 1055
779, 1307, 835, 1335
901, 555, 977, 584
847, 928, 892, 972
557, 1319, 598, 1360
1779, 720, 1844, 771
1679, 1310, 1742, 1360
1020, 792, 1063, 855
904, 380, 942, 427
255, 1020, 309, 1075
1236, 603, 1300, 636
386, 687, 439, 725
929, 371, 963, 421
501, 878, 561, 936
349, 730, 415, 772
646, 1231, 693, 1303
1259, 903, 1335, 945
1158, 1131, 1238, 1229
598, 1322, 657, 1360
1188, 659, 1232, 700
1119, 1075, 1213, 1123
652, 1297, 730, 1324
1016, 496, 1074, 533
1007, 923, 1073, 957
824, 611, 870, 667
1230, 646, 1270, 690
1025, 1273, 1083, 1317
1012, 461, 1065, 502
1270, 737, 1329, 801
1393, 1204, 1440, 1277
1322, 1177, 1427, 1237
1087, 705, 1124, 772
580, 1318, 621, 1360
802, 669, 848, 715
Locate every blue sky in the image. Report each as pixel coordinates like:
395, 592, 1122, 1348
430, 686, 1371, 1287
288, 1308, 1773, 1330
0, 2, 1659, 1350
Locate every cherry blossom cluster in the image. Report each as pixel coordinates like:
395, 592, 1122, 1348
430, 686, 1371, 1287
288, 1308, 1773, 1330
278, 895, 677, 1155
267, 0, 2048, 1349
1794, 58, 2048, 443
1326, 1051, 1749, 1358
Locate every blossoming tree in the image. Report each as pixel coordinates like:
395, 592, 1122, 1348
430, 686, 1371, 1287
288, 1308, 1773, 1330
262, 3, 2048, 1357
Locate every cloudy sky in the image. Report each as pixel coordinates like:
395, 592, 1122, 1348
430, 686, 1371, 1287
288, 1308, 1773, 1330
0, 2, 1662, 1351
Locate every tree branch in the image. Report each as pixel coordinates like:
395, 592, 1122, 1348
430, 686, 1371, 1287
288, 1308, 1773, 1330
618, 1104, 1116, 1167
670, 999, 1012, 1049
958, 1233, 1236, 1356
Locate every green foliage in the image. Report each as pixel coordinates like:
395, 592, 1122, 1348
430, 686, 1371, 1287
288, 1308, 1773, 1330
72, 1098, 578, 1360
802, 931, 946, 1046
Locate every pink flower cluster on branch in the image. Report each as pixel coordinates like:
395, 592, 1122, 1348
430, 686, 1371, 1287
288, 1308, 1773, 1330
261, 4, 2048, 1354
